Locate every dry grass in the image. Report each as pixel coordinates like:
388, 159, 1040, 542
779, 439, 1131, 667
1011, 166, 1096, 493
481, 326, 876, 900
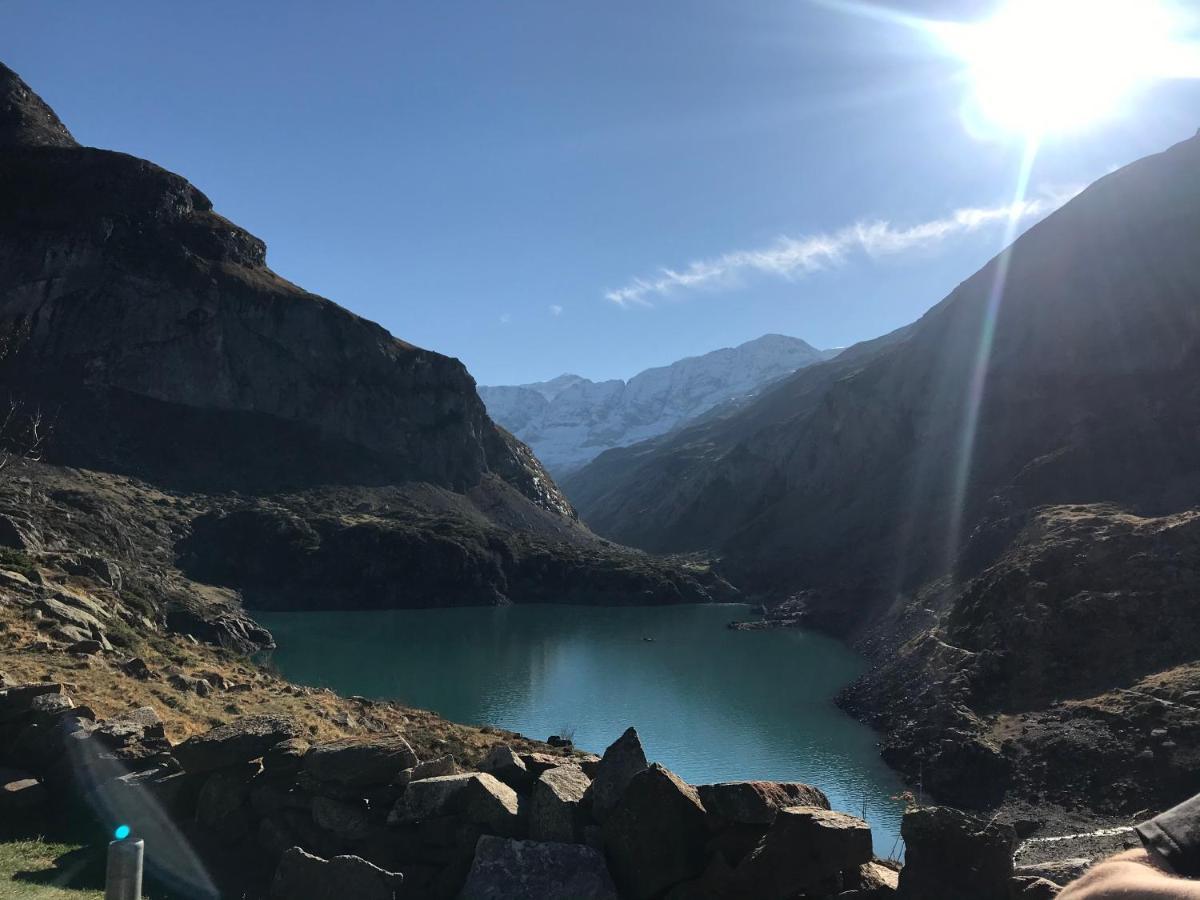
0, 601, 557, 767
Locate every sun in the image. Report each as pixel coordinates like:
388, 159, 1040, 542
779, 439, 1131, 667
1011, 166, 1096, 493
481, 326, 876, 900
934, 0, 1194, 138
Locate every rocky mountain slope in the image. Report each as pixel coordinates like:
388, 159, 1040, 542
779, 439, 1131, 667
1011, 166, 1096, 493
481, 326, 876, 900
566, 131, 1200, 813
480, 334, 834, 475
0, 60, 729, 624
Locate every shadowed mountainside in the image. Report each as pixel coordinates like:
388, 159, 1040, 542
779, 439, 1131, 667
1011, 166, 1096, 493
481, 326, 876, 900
566, 132, 1200, 813
0, 61, 729, 622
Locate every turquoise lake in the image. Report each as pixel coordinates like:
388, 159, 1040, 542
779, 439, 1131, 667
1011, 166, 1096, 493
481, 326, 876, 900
257, 603, 906, 853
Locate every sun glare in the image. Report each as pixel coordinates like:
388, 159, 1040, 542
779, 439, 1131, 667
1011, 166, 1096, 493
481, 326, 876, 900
934, 0, 1195, 138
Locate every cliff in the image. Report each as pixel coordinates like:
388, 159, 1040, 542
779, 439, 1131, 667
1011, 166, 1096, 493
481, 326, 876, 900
0, 61, 727, 622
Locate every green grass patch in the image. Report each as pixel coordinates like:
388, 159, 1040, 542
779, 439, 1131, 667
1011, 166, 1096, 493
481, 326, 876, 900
0, 839, 104, 899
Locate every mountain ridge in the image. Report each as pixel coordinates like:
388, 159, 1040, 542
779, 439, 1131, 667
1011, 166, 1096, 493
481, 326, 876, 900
480, 333, 836, 475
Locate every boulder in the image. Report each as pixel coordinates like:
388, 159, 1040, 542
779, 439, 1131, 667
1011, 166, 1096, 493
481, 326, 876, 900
168, 674, 213, 696
735, 806, 873, 899
66, 639, 105, 655
195, 764, 258, 844
479, 744, 531, 791
312, 796, 372, 841
174, 715, 300, 774
663, 854, 740, 900
304, 736, 417, 787
697, 781, 830, 825
897, 806, 1015, 900
457, 835, 618, 900
390, 773, 520, 835
520, 751, 573, 777
262, 738, 310, 778
0, 682, 61, 722
603, 764, 708, 900
846, 860, 900, 895
588, 726, 647, 822
89, 706, 172, 767
120, 657, 154, 680
270, 847, 403, 900
250, 779, 313, 818
394, 754, 457, 788
529, 764, 590, 843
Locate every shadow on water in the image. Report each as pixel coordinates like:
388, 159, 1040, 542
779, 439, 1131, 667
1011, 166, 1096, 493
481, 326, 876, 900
259, 603, 909, 851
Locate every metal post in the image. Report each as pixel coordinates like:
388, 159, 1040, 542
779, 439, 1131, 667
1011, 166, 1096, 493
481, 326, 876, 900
105, 837, 143, 900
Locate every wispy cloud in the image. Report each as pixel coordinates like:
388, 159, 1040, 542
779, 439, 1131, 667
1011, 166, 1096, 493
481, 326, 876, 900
499, 313, 512, 324
605, 187, 1081, 307
549, 304, 563, 317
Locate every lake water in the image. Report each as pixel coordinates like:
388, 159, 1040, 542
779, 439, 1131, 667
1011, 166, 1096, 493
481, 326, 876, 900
258, 603, 906, 853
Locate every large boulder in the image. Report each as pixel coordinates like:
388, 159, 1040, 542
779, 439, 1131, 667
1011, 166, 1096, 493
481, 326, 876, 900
398, 754, 457, 786
312, 796, 372, 842
270, 847, 403, 900
588, 727, 648, 822
478, 744, 531, 791
735, 806, 873, 899
195, 764, 258, 844
897, 806, 1015, 900
697, 781, 830, 825
457, 835, 618, 900
304, 737, 417, 788
174, 716, 300, 774
529, 764, 590, 843
602, 764, 708, 900
262, 738, 310, 778
0, 682, 62, 723
391, 773, 521, 836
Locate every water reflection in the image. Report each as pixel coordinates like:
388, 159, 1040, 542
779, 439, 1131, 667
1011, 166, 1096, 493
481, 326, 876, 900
259, 604, 906, 852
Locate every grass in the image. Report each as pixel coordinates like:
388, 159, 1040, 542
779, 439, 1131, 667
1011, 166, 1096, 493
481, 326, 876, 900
0, 840, 103, 900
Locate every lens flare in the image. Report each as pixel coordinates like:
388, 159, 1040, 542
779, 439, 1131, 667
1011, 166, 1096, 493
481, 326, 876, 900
932, 0, 1198, 137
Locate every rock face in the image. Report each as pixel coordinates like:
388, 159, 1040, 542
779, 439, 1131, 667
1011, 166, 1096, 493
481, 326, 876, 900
303, 737, 418, 788
174, 716, 301, 774
529, 764, 590, 843
480, 335, 834, 476
697, 781, 831, 825
737, 806, 873, 899
587, 726, 647, 822
602, 764, 709, 900
897, 806, 1015, 900
0, 60, 729, 625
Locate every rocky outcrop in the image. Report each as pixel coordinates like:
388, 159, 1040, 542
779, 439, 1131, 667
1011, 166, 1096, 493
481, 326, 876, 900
2, 698, 918, 900
481, 334, 834, 475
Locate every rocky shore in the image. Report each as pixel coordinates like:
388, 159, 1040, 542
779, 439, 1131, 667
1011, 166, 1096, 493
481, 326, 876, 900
2, 672, 1086, 899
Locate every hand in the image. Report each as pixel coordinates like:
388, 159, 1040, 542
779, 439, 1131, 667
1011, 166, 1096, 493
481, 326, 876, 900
1059, 849, 1200, 899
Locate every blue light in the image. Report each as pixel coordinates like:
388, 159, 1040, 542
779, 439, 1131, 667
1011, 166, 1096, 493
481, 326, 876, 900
113, 825, 131, 841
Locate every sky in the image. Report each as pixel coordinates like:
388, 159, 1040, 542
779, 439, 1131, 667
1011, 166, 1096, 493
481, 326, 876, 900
4, 1, 1200, 385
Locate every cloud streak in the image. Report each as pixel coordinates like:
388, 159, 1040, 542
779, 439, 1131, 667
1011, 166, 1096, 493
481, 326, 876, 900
605, 188, 1080, 307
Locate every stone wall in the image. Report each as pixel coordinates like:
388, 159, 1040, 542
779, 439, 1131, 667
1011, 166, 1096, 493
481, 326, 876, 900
2, 677, 1072, 899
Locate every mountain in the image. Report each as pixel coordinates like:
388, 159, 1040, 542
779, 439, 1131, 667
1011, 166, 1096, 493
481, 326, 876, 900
0, 61, 729, 635
479, 334, 834, 475
565, 132, 1200, 812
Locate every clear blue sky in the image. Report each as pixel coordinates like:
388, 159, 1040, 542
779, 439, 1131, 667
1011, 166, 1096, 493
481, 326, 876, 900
4, 1, 1199, 384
